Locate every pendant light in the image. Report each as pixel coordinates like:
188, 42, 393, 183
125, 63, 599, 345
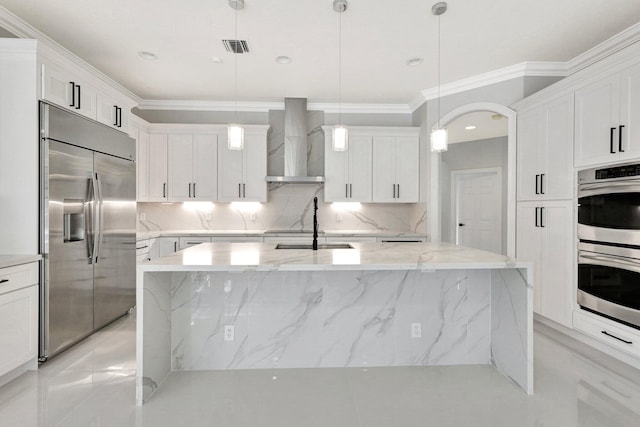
430, 2, 448, 153
228, 0, 244, 150
332, 0, 348, 151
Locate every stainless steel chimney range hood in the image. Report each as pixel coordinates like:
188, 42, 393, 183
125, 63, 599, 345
265, 98, 325, 183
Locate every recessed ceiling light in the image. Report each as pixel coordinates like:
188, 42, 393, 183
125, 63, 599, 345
465, 125, 476, 130
212, 56, 223, 64
405, 57, 423, 67
138, 51, 158, 61
275, 56, 292, 64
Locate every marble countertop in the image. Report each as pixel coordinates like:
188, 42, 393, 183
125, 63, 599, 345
137, 229, 427, 240
138, 242, 529, 272
0, 254, 41, 269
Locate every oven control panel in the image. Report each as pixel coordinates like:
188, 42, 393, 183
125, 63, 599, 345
595, 164, 640, 180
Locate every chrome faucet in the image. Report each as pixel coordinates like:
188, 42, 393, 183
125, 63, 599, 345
313, 196, 318, 250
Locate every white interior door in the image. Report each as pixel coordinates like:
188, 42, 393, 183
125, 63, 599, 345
454, 169, 502, 254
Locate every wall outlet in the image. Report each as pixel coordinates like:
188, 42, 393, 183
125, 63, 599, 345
224, 325, 235, 341
139, 212, 146, 221
411, 323, 422, 338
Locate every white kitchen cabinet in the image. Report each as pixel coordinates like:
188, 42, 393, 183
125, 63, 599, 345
0, 262, 39, 380
372, 136, 419, 203
136, 239, 151, 263
168, 134, 218, 202
574, 309, 640, 358
517, 94, 574, 201
96, 92, 129, 133
575, 63, 640, 166
155, 237, 180, 257
134, 125, 150, 201
148, 133, 169, 201
516, 200, 574, 327
218, 131, 267, 202
41, 61, 97, 120
324, 134, 372, 202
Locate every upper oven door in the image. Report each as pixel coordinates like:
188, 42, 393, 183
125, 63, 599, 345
578, 180, 640, 245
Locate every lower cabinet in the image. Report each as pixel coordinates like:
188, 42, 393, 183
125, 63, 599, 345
574, 309, 640, 358
0, 262, 39, 380
155, 237, 179, 258
516, 200, 574, 328
178, 236, 211, 250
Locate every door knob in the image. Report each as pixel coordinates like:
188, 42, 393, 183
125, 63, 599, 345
458, 223, 466, 227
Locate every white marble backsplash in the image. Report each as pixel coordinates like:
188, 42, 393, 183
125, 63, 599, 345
170, 269, 493, 371
138, 186, 426, 233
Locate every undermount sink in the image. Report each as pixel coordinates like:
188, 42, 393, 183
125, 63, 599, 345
274, 243, 354, 250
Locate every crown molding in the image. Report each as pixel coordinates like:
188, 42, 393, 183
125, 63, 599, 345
567, 20, 640, 74
0, 6, 141, 103
309, 103, 412, 114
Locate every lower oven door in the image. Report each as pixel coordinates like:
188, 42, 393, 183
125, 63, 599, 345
578, 244, 640, 329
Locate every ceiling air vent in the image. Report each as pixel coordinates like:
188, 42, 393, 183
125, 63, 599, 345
223, 39, 250, 54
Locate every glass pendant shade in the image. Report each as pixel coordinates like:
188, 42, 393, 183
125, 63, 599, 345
227, 125, 244, 151
332, 125, 348, 151
430, 128, 448, 152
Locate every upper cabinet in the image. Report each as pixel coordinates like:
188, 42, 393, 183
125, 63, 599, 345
575, 63, 640, 167
372, 135, 419, 203
218, 127, 269, 202
40, 56, 134, 134
147, 133, 169, 202
324, 133, 372, 202
517, 93, 574, 201
168, 134, 218, 202
323, 126, 420, 204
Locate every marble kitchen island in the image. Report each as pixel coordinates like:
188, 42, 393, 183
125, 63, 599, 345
136, 242, 533, 404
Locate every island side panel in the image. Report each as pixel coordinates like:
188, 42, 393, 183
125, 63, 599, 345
137, 270, 172, 405
490, 268, 533, 394
169, 269, 493, 371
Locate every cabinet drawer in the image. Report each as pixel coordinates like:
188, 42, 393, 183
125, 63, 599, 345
574, 310, 640, 357
0, 262, 38, 296
178, 237, 211, 250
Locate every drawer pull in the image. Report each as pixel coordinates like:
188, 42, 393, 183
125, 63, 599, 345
136, 245, 149, 250
602, 330, 632, 345
0, 279, 8, 284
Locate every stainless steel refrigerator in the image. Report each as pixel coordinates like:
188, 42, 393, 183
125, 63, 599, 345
39, 102, 136, 360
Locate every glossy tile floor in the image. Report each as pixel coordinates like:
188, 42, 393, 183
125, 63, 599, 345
1, 312, 640, 427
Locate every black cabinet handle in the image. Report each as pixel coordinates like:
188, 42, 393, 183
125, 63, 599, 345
540, 207, 545, 228
174, 241, 177, 252
136, 245, 149, 250
535, 174, 539, 195
163, 183, 166, 198
610, 127, 616, 153
350, 183, 352, 198
396, 184, 399, 198
535, 207, 539, 227
0, 279, 9, 284
75, 84, 81, 109
188, 183, 192, 198
193, 183, 196, 198
243, 183, 246, 198
540, 174, 545, 195
392, 184, 396, 198
602, 330, 632, 344
69, 82, 75, 107
114, 105, 119, 126
619, 125, 625, 153
346, 184, 349, 199
458, 223, 465, 227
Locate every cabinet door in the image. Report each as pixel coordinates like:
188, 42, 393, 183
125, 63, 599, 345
324, 140, 350, 202
167, 134, 194, 201
348, 136, 372, 202
156, 237, 179, 257
575, 74, 621, 167
136, 128, 150, 201
516, 203, 543, 314
394, 137, 419, 202
544, 95, 574, 199
539, 202, 574, 328
517, 109, 545, 201
148, 134, 168, 201
372, 137, 397, 202
75, 80, 97, 120
41, 63, 74, 109
0, 285, 38, 377
192, 134, 218, 201
242, 133, 267, 201
96, 94, 118, 128
619, 63, 640, 161
217, 137, 244, 201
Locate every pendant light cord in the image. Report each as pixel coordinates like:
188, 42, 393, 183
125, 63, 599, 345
338, 9, 342, 125
437, 11, 441, 129
234, 6, 238, 124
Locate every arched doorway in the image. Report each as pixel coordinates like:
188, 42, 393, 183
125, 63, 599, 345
429, 102, 517, 256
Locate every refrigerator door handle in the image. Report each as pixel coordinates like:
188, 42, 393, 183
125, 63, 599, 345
88, 174, 99, 263
94, 172, 104, 263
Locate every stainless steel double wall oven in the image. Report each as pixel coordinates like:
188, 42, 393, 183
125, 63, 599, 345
577, 162, 640, 329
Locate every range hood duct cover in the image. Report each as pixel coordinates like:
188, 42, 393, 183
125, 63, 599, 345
266, 97, 325, 183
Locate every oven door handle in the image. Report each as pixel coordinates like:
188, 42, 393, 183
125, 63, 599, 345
579, 251, 640, 274
579, 181, 640, 198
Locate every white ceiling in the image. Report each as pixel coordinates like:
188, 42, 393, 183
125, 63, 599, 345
1, 0, 640, 105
